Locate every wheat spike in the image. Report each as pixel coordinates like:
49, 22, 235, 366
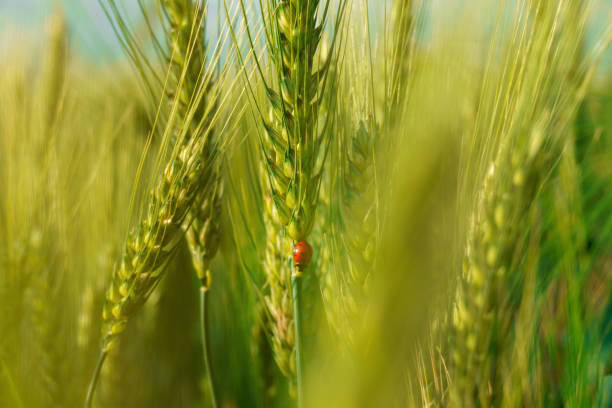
232, 0, 347, 385
101, 130, 214, 351
161, 0, 222, 289
254, 0, 345, 241
98, 0, 224, 354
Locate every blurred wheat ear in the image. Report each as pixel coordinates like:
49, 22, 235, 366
320, 0, 425, 353
446, 0, 611, 406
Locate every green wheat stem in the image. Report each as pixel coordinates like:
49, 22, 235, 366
84, 350, 107, 408
291, 260, 304, 408
199, 286, 219, 408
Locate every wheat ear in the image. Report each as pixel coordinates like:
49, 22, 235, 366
85, 119, 213, 401
228, 0, 346, 399
261, 1, 345, 402
86, 58, 221, 408
321, 0, 422, 349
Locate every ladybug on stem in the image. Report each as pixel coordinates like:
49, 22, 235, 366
293, 240, 313, 267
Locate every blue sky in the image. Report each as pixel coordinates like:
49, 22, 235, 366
0, 0, 222, 60
0, 0, 122, 59
0, 0, 609, 67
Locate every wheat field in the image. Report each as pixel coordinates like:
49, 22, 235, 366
1, 0, 612, 407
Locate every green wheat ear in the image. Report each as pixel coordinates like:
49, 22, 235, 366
318, 0, 423, 350
260, 2, 330, 242
101, 134, 215, 350
226, 0, 347, 390
261, 192, 296, 377
96, 0, 231, 353
321, 116, 379, 348
232, 0, 347, 243
186, 187, 223, 286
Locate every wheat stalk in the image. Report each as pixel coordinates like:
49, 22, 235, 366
85, 111, 217, 404
260, 0, 343, 401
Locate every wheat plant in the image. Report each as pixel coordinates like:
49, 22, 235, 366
84, 1, 243, 405
0, 1, 611, 407
225, 0, 347, 403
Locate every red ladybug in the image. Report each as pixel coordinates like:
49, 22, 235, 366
293, 241, 313, 266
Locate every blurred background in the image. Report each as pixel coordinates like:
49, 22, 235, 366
1, 0, 611, 66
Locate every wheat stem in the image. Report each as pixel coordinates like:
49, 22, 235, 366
199, 286, 219, 408
84, 350, 107, 408
291, 260, 304, 408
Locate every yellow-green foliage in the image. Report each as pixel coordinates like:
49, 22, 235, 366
0, 11, 148, 407
0, 1, 611, 407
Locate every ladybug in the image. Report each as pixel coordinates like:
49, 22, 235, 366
293, 240, 313, 266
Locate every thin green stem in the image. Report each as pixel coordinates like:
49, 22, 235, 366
291, 263, 304, 408
200, 286, 219, 408
84, 350, 107, 408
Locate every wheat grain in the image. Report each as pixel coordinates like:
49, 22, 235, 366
262, 193, 296, 378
